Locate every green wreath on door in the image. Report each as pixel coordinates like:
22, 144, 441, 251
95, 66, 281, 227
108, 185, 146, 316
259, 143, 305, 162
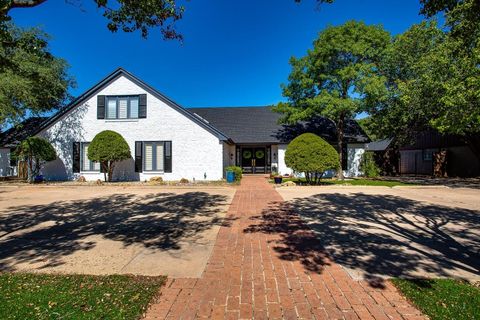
255, 150, 265, 159
243, 150, 252, 159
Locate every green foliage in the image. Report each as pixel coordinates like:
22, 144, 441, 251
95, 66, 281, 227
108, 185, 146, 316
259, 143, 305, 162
0, 23, 74, 127
275, 21, 390, 178
392, 278, 480, 320
226, 166, 242, 182
0, 0, 184, 40
369, 9, 480, 158
88, 130, 131, 182
356, 117, 379, 141
0, 273, 166, 320
285, 133, 339, 184
15, 136, 56, 182
359, 151, 380, 178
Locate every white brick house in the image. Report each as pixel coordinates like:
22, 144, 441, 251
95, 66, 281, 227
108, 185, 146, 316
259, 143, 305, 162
0, 68, 369, 181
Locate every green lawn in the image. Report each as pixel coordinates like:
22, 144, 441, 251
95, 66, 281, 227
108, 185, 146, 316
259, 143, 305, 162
0, 273, 166, 320
271, 177, 412, 187
392, 279, 480, 320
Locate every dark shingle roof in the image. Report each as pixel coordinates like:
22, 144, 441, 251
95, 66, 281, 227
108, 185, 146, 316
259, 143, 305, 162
188, 107, 284, 144
365, 138, 393, 151
188, 106, 369, 144
1, 107, 369, 148
0, 117, 49, 148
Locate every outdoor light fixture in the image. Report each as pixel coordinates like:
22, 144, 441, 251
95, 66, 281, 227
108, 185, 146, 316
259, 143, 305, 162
230, 153, 234, 160
273, 152, 277, 161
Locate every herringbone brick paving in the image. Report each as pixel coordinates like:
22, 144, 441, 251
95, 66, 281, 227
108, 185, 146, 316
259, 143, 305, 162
145, 176, 424, 319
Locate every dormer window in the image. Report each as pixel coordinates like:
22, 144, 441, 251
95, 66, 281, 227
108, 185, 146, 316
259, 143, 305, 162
97, 94, 146, 120
106, 96, 139, 119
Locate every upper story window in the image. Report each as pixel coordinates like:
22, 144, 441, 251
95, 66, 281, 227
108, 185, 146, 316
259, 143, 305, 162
106, 96, 139, 119
97, 94, 146, 120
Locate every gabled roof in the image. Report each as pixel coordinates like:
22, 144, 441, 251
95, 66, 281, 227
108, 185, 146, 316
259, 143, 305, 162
0, 117, 49, 148
35, 68, 230, 141
188, 106, 369, 144
1, 69, 369, 147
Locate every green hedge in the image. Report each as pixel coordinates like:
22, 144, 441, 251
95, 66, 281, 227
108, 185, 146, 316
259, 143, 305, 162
226, 166, 242, 182
360, 151, 381, 178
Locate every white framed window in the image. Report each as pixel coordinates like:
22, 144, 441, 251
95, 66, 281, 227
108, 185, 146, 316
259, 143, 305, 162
143, 142, 165, 171
106, 96, 139, 119
81, 142, 100, 172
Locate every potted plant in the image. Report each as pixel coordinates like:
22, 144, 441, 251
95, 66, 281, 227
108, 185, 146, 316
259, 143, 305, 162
273, 174, 283, 184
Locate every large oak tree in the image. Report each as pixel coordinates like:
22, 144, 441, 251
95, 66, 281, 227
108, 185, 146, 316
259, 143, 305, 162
275, 21, 390, 179
0, 23, 73, 126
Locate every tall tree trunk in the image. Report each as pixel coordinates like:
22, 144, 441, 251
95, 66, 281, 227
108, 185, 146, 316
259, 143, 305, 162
107, 161, 115, 182
337, 116, 345, 180
28, 157, 34, 183
102, 162, 107, 182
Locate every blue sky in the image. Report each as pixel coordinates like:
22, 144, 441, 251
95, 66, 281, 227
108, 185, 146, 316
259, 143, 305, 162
11, 0, 424, 108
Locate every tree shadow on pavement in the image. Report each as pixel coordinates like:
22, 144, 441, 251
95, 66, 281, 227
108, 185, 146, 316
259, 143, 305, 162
245, 193, 480, 288
0, 192, 231, 271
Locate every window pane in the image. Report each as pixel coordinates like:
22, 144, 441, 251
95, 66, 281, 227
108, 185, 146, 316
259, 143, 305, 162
118, 98, 128, 119
130, 97, 139, 118
165, 141, 171, 157
107, 98, 117, 119
93, 161, 100, 171
83, 144, 90, 171
145, 144, 153, 171
156, 143, 164, 171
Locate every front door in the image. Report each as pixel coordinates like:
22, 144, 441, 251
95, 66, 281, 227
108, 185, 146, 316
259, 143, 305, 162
241, 147, 266, 174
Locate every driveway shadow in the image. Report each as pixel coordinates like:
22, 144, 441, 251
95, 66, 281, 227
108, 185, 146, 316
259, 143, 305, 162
245, 193, 480, 287
0, 192, 231, 271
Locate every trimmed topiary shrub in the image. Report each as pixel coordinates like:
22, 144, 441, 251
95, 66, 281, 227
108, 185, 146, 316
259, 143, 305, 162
15, 136, 57, 183
226, 166, 242, 182
285, 133, 339, 185
88, 130, 131, 182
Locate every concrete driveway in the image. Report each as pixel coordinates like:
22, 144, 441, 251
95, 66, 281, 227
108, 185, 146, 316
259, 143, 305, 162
0, 185, 235, 278
277, 185, 480, 281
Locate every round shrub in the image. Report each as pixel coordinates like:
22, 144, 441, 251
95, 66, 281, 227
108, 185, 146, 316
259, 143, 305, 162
285, 133, 339, 184
88, 130, 131, 182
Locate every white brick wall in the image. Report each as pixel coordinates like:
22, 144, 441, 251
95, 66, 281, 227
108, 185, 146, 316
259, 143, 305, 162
345, 143, 365, 177
277, 144, 293, 176
38, 75, 224, 181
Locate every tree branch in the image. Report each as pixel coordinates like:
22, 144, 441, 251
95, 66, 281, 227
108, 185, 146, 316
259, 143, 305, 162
9, 0, 48, 11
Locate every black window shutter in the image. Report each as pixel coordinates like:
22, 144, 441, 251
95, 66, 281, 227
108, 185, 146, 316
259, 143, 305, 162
139, 94, 147, 118
97, 95, 106, 119
135, 141, 143, 172
72, 142, 80, 173
164, 141, 172, 173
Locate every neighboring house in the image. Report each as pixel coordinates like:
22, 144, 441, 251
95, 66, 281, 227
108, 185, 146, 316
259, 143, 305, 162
366, 132, 480, 177
0, 68, 369, 181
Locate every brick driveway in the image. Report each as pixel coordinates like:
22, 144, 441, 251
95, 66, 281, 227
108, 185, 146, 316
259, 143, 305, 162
145, 176, 424, 319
